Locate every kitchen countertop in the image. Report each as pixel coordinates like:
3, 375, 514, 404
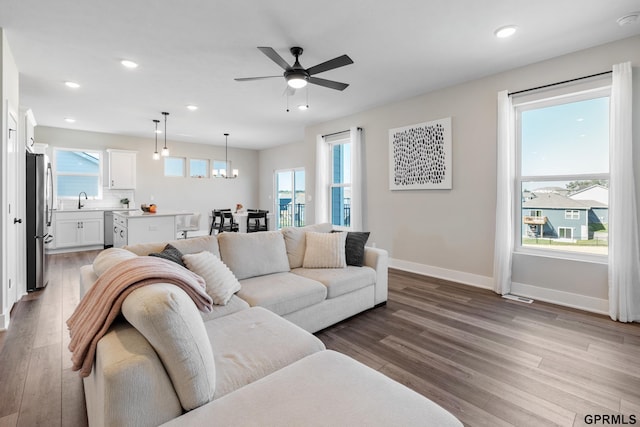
113, 210, 193, 218
55, 207, 139, 212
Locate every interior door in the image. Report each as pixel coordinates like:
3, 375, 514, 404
7, 111, 18, 308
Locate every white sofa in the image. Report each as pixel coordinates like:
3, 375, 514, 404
77, 225, 461, 426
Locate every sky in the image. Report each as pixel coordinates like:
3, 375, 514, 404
520, 96, 609, 190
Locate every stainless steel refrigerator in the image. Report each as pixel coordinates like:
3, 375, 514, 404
26, 151, 54, 291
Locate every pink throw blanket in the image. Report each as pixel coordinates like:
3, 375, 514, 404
67, 256, 213, 377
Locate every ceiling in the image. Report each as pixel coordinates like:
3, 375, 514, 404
1, 1, 639, 150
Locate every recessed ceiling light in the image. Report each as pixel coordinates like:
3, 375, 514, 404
494, 25, 518, 38
186, 105, 198, 111
65, 81, 80, 89
64, 117, 76, 123
617, 13, 639, 26
120, 59, 138, 69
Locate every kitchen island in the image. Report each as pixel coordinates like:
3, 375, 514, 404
113, 210, 193, 247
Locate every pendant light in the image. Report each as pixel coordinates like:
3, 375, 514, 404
213, 133, 238, 179
161, 112, 170, 157
152, 119, 160, 160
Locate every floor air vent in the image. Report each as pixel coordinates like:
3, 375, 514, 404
502, 294, 534, 304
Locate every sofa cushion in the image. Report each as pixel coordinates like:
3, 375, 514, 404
182, 251, 241, 305
302, 231, 347, 268
281, 223, 334, 268
149, 243, 186, 267
237, 272, 327, 316
125, 235, 220, 258
204, 307, 326, 398
161, 350, 463, 427
292, 266, 376, 299
218, 231, 290, 280
92, 247, 138, 277
121, 283, 216, 411
200, 295, 249, 322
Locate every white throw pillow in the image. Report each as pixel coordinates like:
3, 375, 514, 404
92, 247, 137, 277
122, 283, 216, 411
302, 231, 347, 268
182, 251, 241, 305
282, 223, 334, 268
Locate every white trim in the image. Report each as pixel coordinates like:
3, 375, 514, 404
389, 257, 608, 315
0, 313, 9, 331
389, 258, 493, 289
511, 281, 608, 315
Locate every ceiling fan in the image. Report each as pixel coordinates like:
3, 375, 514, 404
235, 46, 353, 91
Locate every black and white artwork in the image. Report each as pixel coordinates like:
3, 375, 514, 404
389, 117, 452, 190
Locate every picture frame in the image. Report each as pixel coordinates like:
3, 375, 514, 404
388, 117, 452, 190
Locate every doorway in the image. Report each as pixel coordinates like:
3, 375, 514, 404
275, 168, 305, 229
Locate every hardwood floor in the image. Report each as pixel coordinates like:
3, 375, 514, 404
1, 254, 639, 426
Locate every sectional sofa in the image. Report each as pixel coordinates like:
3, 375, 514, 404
76, 224, 461, 426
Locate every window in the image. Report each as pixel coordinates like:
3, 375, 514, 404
565, 210, 580, 220
517, 88, 610, 256
275, 168, 305, 228
54, 148, 102, 198
164, 157, 185, 177
558, 227, 574, 240
189, 158, 209, 178
330, 140, 351, 227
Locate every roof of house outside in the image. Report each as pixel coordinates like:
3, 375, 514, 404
523, 192, 608, 209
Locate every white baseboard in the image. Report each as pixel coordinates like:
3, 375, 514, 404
389, 258, 608, 315
511, 281, 609, 315
389, 258, 493, 290
0, 313, 9, 331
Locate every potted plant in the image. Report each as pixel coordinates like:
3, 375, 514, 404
120, 198, 130, 208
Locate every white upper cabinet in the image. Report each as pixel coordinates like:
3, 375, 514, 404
107, 149, 136, 189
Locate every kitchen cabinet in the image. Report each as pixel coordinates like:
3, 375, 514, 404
51, 211, 104, 249
107, 149, 136, 189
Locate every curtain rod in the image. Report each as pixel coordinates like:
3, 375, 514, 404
508, 70, 612, 97
322, 127, 362, 138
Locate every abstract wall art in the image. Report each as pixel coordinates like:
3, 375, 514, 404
388, 117, 452, 190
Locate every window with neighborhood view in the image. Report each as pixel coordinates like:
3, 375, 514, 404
516, 89, 610, 257
54, 148, 102, 198
330, 139, 351, 227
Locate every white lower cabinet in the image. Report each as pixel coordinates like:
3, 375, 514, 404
52, 211, 104, 249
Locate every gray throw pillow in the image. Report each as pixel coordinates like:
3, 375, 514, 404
149, 243, 186, 267
332, 231, 370, 266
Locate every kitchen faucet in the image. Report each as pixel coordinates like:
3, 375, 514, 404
78, 191, 88, 209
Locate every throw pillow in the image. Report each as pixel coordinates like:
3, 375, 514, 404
182, 251, 241, 306
282, 223, 334, 268
92, 247, 137, 277
302, 231, 347, 268
332, 231, 371, 267
122, 283, 216, 411
149, 243, 186, 267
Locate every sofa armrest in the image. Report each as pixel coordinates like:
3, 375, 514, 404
83, 321, 182, 427
363, 247, 388, 305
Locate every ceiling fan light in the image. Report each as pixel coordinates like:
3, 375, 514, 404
287, 75, 308, 89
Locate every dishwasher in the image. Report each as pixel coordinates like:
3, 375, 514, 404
104, 211, 114, 248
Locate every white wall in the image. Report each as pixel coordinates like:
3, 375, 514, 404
35, 126, 260, 235
1, 29, 21, 329
259, 35, 640, 314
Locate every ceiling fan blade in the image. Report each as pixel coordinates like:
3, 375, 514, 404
308, 76, 349, 91
234, 76, 282, 82
306, 55, 353, 76
258, 47, 291, 71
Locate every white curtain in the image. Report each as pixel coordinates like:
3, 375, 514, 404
350, 127, 364, 231
608, 61, 640, 322
493, 90, 516, 295
315, 134, 329, 224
